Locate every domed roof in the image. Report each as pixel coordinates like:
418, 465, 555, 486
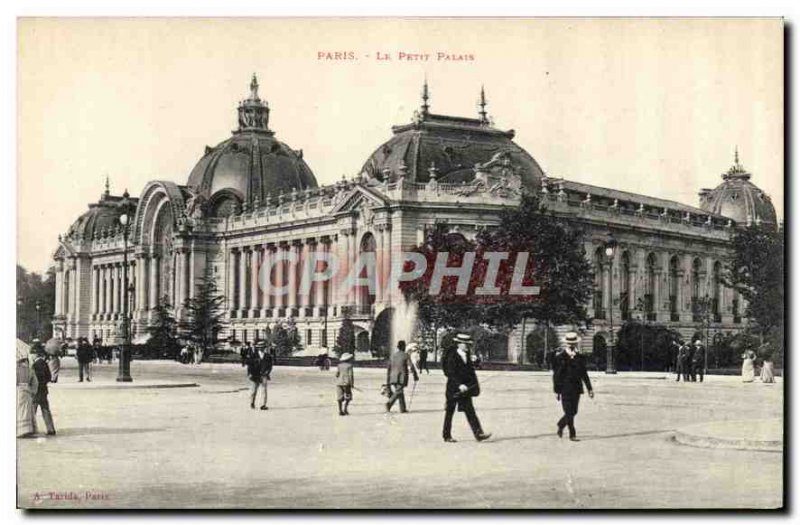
698, 151, 777, 226
360, 84, 545, 189
65, 184, 137, 241
186, 75, 318, 206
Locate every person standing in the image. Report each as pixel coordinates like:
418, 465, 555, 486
31, 346, 56, 436
442, 334, 491, 443
553, 332, 594, 442
419, 346, 430, 374
247, 342, 273, 410
741, 348, 756, 383
240, 342, 252, 367
759, 344, 776, 384
408, 343, 422, 376
673, 341, 684, 381
385, 340, 419, 413
17, 341, 37, 438
335, 352, 355, 416
77, 337, 92, 382
679, 342, 691, 382
692, 340, 705, 382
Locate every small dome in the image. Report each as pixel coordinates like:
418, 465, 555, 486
186, 75, 318, 215
66, 189, 136, 240
360, 83, 545, 190
699, 151, 777, 226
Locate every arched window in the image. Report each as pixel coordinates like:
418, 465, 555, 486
593, 247, 605, 319
153, 205, 175, 307
620, 251, 631, 320
357, 233, 376, 314
645, 253, 657, 320
669, 255, 680, 321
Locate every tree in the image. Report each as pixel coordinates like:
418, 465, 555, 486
179, 270, 226, 360
146, 296, 179, 359
615, 321, 680, 371
399, 193, 594, 338
17, 264, 56, 342
284, 317, 303, 354
724, 223, 784, 358
334, 316, 356, 357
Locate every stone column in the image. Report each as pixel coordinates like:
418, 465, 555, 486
376, 227, 385, 305
383, 224, 393, 305
262, 245, 273, 314
287, 241, 299, 312
300, 240, 313, 312
239, 247, 249, 314
54, 262, 63, 316
251, 247, 261, 315
111, 264, 119, 317
149, 256, 160, 310
137, 254, 149, 314
227, 249, 238, 312
315, 239, 327, 314
275, 243, 286, 310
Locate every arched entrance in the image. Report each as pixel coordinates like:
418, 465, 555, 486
371, 307, 393, 357
355, 330, 370, 355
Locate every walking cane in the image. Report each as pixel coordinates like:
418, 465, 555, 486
407, 380, 418, 410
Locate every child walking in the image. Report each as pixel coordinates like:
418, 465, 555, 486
335, 353, 354, 416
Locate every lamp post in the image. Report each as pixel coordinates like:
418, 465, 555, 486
35, 301, 41, 340
117, 190, 133, 382
604, 232, 618, 374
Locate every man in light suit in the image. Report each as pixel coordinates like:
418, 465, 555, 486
385, 340, 418, 413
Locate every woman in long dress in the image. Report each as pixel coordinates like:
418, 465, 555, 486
17, 341, 37, 438
759, 344, 776, 383
741, 349, 756, 383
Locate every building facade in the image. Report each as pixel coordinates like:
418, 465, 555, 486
51, 76, 777, 360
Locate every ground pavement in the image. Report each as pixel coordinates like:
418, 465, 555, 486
17, 359, 783, 509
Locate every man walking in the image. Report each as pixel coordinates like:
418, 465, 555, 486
77, 337, 93, 382
31, 345, 56, 436
385, 340, 418, 413
442, 333, 491, 443
247, 341, 273, 410
692, 340, 705, 383
419, 346, 430, 374
553, 332, 594, 442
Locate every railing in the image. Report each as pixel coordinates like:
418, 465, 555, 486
341, 304, 374, 318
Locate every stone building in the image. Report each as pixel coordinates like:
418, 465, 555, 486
51, 75, 777, 361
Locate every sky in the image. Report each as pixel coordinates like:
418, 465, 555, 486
17, 17, 783, 274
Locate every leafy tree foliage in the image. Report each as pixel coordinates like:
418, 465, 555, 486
146, 296, 179, 359
272, 318, 303, 356
334, 316, 356, 357
179, 270, 225, 359
17, 265, 56, 342
615, 321, 681, 371
399, 193, 593, 338
724, 223, 784, 358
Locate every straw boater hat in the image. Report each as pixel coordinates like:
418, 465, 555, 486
454, 334, 473, 344
339, 353, 353, 362
563, 332, 581, 345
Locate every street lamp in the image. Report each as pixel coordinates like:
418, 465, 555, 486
604, 232, 618, 374
35, 301, 41, 340
117, 190, 133, 382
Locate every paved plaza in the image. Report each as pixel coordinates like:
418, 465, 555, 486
17, 359, 783, 509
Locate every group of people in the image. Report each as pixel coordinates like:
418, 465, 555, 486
179, 343, 205, 365
741, 346, 776, 383
673, 340, 707, 382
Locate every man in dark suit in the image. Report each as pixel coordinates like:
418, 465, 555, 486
692, 340, 705, 382
76, 337, 93, 382
31, 345, 57, 436
553, 332, 594, 441
442, 334, 491, 443
247, 342, 273, 410
385, 340, 418, 413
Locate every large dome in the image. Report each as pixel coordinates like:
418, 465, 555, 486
360, 84, 545, 189
698, 152, 777, 226
186, 75, 317, 215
